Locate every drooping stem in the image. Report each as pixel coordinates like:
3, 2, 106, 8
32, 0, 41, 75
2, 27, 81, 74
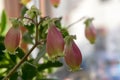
66, 16, 87, 29
3, 43, 38, 80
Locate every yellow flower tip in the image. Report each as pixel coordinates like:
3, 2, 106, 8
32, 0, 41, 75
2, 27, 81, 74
68, 65, 80, 72
21, 0, 31, 5
53, 4, 59, 8
88, 38, 96, 44
3, 49, 16, 55
49, 52, 64, 62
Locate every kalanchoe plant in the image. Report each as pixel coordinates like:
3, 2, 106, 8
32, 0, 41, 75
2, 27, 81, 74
1, 2, 96, 79
4, 25, 22, 54
84, 18, 96, 44
64, 35, 82, 71
50, 0, 60, 8
46, 24, 64, 61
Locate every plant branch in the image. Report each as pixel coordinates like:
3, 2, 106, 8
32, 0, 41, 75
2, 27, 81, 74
18, 17, 36, 25
66, 16, 87, 29
3, 43, 38, 80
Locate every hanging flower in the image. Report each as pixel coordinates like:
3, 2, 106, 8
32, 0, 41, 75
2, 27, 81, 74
64, 36, 82, 71
4, 26, 22, 54
21, 0, 31, 5
46, 24, 64, 61
50, 0, 60, 8
84, 18, 96, 44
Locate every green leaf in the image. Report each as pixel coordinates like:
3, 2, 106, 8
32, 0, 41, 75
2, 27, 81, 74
54, 17, 62, 29
21, 6, 28, 17
16, 48, 25, 59
0, 10, 7, 34
60, 28, 69, 38
39, 24, 48, 39
23, 32, 34, 44
9, 72, 18, 80
38, 61, 63, 71
0, 77, 4, 80
9, 54, 17, 64
0, 38, 5, 61
22, 62, 37, 80
0, 36, 4, 43
24, 24, 35, 34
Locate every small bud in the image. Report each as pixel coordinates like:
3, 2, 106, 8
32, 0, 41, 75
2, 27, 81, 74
84, 18, 96, 44
23, 6, 40, 25
46, 25, 64, 61
4, 27, 22, 54
21, 0, 31, 5
64, 36, 82, 71
50, 0, 60, 8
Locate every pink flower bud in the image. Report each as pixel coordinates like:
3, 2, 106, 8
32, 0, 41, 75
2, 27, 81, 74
85, 23, 96, 44
84, 18, 96, 44
50, 0, 60, 8
4, 27, 22, 53
46, 25, 64, 60
64, 37, 82, 71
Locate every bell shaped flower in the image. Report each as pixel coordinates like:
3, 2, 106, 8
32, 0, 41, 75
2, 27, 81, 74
84, 18, 96, 44
4, 26, 22, 54
64, 36, 82, 71
46, 25, 64, 61
50, 0, 60, 8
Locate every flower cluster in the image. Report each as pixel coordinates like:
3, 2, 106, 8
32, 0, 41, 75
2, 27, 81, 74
2, 1, 98, 80
4, 5, 96, 72
46, 18, 96, 71
46, 24, 82, 71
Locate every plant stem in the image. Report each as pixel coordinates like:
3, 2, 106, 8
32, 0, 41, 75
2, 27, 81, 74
35, 15, 39, 43
35, 24, 39, 43
23, 17, 36, 25
3, 44, 38, 80
18, 17, 36, 25
66, 16, 87, 29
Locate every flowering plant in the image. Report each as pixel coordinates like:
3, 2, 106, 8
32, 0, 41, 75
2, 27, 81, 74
0, 0, 96, 80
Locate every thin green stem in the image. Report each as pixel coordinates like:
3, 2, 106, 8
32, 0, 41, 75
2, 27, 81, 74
66, 16, 87, 29
3, 43, 38, 80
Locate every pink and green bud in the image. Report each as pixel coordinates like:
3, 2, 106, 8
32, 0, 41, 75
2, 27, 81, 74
46, 25, 64, 61
4, 27, 22, 54
50, 0, 60, 8
84, 18, 96, 44
64, 36, 82, 71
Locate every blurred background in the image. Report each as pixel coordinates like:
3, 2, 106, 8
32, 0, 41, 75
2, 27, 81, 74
1, 0, 120, 80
